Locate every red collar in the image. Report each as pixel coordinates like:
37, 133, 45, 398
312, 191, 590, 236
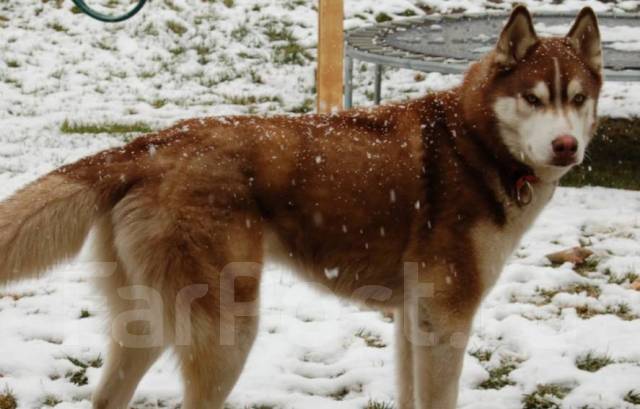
514, 174, 540, 206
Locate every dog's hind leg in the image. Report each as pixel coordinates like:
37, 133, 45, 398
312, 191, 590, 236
178, 310, 259, 409
106, 183, 264, 408
93, 343, 164, 409
91, 218, 165, 409
175, 224, 263, 409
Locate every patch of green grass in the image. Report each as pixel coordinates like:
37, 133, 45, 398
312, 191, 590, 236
273, 42, 311, 65
469, 348, 493, 363
95, 39, 115, 51
223, 0, 234, 7
231, 24, 249, 41
151, 99, 168, 109
142, 22, 159, 36
574, 256, 600, 275
42, 395, 62, 407
607, 272, 639, 285
0, 388, 17, 409
200, 70, 239, 87
375, 12, 393, 23
575, 303, 638, 321
625, 390, 640, 405
284, 0, 306, 10
67, 355, 103, 369
608, 303, 637, 321
169, 46, 186, 56
237, 51, 261, 60
575, 352, 614, 372
109, 71, 127, 79
249, 70, 264, 84
398, 9, 417, 17
224, 95, 282, 106
565, 283, 601, 298
61, 120, 152, 134
51, 69, 65, 80
66, 355, 102, 386
79, 309, 91, 319
6, 60, 19, 68
166, 20, 187, 36
355, 329, 387, 348
522, 384, 572, 409
327, 384, 362, 400
478, 357, 520, 390
48, 21, 67, 32
90, 356, 103, 368
289, 98, 314, 114
1, 74, 20, 86
163, 0, 182, 12
562, 117, 640, 191
365, 400, 394, 409
46, 0, 66, 8
193, 10, 220, 25
574, 305, 598, 320
69, 369, 88, 386
65, 356, 87, 368
364, 90, 375, 101
536, 282, 601, 304
264, 25, 296, 43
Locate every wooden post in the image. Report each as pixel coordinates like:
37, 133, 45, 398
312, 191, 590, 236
317, 0, 344, 114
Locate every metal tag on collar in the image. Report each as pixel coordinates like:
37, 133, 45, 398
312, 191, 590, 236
516, 180, 534, 206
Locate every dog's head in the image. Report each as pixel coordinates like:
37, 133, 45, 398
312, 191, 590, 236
467, 6, 603, 181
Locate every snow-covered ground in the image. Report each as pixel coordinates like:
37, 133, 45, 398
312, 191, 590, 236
1, 0, 640, 408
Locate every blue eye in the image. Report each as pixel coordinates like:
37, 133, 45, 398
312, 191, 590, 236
524, 94, 541, 106
573, 93, 586, 105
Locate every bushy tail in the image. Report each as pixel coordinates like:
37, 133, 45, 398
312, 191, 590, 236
0, 174, 105, 284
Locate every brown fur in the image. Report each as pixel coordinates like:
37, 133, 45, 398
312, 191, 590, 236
0, 7, 602, 409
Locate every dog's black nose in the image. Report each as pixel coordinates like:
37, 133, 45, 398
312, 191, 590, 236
552, 135, 578, 161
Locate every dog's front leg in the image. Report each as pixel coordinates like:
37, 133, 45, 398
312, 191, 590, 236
409, 300, 475, 409
395, 307, 415, 409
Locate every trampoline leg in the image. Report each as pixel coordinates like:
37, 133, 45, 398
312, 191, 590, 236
374, 64, 383, 105
344, 55, 354, 109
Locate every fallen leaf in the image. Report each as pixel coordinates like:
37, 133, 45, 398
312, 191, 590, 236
546, 247, 593, 265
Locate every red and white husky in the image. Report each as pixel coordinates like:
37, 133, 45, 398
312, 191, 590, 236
0, 6, 602, 409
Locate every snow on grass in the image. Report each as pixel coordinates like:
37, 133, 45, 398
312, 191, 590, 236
1, 0, 640, 408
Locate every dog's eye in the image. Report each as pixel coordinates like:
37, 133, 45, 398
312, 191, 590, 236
573, 93, 586, 106
523, 94, 542, 107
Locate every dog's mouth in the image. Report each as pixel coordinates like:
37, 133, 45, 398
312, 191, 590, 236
550, 157, 579, 167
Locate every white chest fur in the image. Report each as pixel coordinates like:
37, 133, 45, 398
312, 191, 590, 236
471, 183, 556, 293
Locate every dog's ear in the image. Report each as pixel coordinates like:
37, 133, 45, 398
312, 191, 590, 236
495, 5, 539, 68
567, 7, 602, 74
